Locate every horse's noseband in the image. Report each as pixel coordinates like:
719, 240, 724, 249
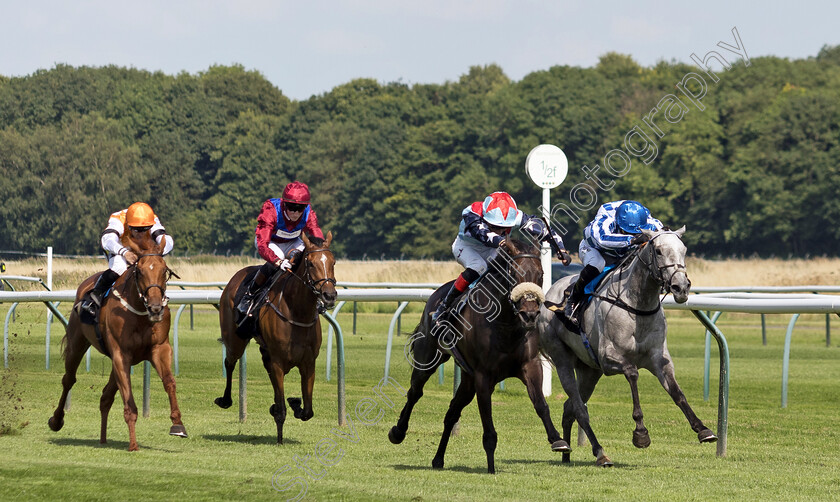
639, 235, 688, 294
295, 247, 337, 310
131, 253, 172, 313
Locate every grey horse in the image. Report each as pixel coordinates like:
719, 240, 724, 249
537, 226, 717, 466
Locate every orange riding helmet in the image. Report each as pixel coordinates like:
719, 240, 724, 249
126, 202, 156, 227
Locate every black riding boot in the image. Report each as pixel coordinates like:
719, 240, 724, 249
432, 283, 461, 323
80, 269, 120, 317
237, 261, 278, 317
564, 265, 601, 319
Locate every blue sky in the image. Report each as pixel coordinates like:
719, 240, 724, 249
1, 1, 836, 101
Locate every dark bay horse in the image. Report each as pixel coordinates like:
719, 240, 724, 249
537, 227, 717, 467
389, 239, 570, 474
215, 232, 337, 444
48, 232, 185, 451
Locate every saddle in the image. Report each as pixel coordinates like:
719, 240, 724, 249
545, 265, 617, 333
233, 268, 263, 340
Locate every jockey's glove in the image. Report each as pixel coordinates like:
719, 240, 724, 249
631, 234, 650, 246
558, 249, 572, 266
280, 259, 293, 271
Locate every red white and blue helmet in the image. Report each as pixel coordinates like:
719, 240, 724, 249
481, 192, 522, 228
615, 200, 654, 234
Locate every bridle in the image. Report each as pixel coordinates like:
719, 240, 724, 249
122, 253, 177, 314
635, 233, 689, 295
289, 246, 337, 312
594, 232, 688, 316
488, 246, 543, 312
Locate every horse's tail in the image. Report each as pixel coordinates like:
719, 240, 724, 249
406, 322, 424, 356
59, 326, 71, 361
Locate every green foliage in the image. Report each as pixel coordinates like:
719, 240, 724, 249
1, 52, 840, 258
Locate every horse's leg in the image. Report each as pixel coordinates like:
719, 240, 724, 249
519, 358, 569, 453
99, 370, 118, 443
388, 333, 445, 444
260, 345, 288, 444
110, 352, 139, 451
431, 376, 476, 471
48, 321, 90, 432
473, 374, 498, 474
214, 333, 247, 409
290, 360, 315, 421
624, 365, 652, 449
653, 359, 718, 443
150, 343, 188, 438
564, 363, 611, 466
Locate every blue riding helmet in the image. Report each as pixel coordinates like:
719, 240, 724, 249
615, 200, 654, 234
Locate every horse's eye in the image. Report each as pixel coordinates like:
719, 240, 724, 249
656, 249, 663, 255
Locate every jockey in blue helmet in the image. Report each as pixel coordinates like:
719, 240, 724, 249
564, 200, 663, 319
433, 191, 571, 324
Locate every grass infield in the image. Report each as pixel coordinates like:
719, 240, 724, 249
1, 306, 839, 501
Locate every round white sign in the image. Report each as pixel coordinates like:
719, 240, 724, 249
525, 144, 568, 189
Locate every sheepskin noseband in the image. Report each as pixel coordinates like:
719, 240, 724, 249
510, 282, 545, 303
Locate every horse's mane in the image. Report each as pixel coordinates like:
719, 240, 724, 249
307, 236, 326, 247
130, 231, 157, 252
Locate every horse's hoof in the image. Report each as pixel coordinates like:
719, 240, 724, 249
48, 416, 63, 432
214, 396, 232, 409
551, 439, 571, 453
128, 444, 139, 452
698, 428, 718, 443
169, 424, 188, 438
431, 457, 444, 469
487, 466, 496, 475
632, 429, 651, 448
596, 455, 614, 467
388, 426, 406, 445
287, 397, 303, 419
299, 410, 313, 422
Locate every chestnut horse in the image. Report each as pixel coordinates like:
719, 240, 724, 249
48, 231, 185, 451
389, 239, 570, 474
215, 232, 337, 444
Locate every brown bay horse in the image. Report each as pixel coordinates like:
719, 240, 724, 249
389, 239, 570, 474
48, 232, 185, 451
215, 232, 337, 444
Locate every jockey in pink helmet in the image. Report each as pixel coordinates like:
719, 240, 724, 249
237, 181, 324, 317
432, 191, 571, 323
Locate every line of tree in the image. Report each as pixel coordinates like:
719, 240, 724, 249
1, 46, 839, 259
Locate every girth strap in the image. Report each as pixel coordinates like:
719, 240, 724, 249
592, 294, 661, 316
265, 300, 318, 328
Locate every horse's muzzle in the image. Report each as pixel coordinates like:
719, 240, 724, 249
147, 304, 165, 323
517, 309, 539, 330
670, 274, 691, 304
320, 289, 338, 311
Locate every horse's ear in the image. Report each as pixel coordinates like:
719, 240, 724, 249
673, 225, 686, 237
154, 234, 166, 255
503, 239, 517, 255
127, 235, 142, 254
301, 232, 311, 249
324, 231, 333, 247
641, 228, 656, 238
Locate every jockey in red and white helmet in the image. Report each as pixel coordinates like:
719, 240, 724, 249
237, 181, 325, 317
432, 191, 571, 324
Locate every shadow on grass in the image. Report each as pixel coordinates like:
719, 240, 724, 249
202, 434, 300, 445
393, 464, 487, 474
503, 457, 634, 468
48, 437, 177, 452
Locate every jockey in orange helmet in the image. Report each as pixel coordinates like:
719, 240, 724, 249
78, 202, 174, 319
237, 181, 325, 317
433, 191, 571, 324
